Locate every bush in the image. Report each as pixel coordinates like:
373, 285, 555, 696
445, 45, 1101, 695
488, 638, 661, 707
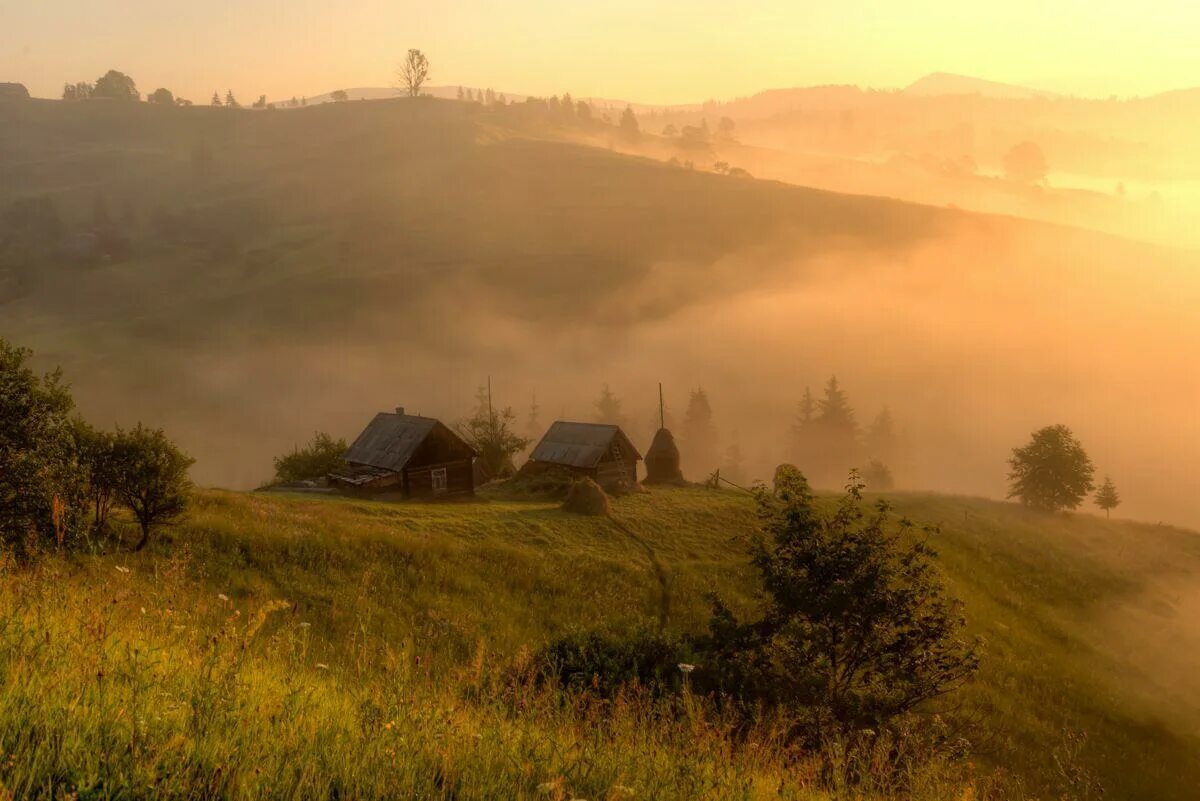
562, 478, 609, 516
534, 631, 695, 697
273, 432, 347, 484
0, 339, 86, 556
703, 469, 979, 743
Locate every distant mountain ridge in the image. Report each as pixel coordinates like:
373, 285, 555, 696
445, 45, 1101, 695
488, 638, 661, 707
903, 72, 1058, 99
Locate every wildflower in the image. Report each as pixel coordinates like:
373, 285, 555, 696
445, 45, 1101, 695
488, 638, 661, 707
115, 566, 130, 574
677, 663, 695, 674
298, 622, 310, 628
218, 593, 229, 602
316, 663, 329, 670
140, 608, 146, 615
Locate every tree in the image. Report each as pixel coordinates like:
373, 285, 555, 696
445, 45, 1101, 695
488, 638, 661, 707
619, 106, 639, 137
148, 87, 175, 105
330, 89, 349, 103
397, 49, 430, 97
112, 423, 194, 551
862, 458, 894, 491
576, 100, 592, 123
1094, 476, 1120, 519
92, 70, 138, 101
224, 90, 240, 108
62, 81, 93, 101
1007, 424, 1094, 512
683, 387, 719, 476
211, 91, 222, 107
722, 440, 746, 486
661, 123, 678, 138
252, 94, 268, 109
594, 384, 626, 428
704, 471, 979, 742
456, 86, 465, 101
526, 394, 542, 440
0, 340, 85, 557
273, 432, 347, 484
73, 420, 119, 531
1003, 141, 1048, 184
717, 116, 736, 141
457, 392, 529, 479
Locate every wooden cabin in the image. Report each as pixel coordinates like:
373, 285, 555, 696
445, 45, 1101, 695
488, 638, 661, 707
329, 408, 477, 498
522, 421, 641, 488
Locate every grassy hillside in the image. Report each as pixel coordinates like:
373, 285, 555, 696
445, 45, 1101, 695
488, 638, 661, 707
4, 486, 1198, 799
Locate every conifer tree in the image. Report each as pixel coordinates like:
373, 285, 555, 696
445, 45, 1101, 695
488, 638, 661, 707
1094, 476, 1120, 519
683, 388, 719, 475
594, 384, 626, 427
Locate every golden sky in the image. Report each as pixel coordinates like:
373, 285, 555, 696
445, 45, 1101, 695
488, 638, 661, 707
3, 0, 1199, 103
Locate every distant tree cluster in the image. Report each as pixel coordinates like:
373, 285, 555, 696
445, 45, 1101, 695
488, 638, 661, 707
458, 385, 529, 479
272, 432, 347, 484
1007, 424, 1119, 516
1, 339, 193, 558
790, 377, 908, 490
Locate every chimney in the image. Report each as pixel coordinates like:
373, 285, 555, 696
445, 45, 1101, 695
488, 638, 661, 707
395, 406, 406, 415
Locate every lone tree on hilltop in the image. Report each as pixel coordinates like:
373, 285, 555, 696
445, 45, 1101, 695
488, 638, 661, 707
92, 69, 139, 101
112, 423, 194, 551
620, 106, 639, 138
148, 87, 175, 105
704, 470, 979, 742
397, 49, 430, 97
330, 89, 349, 102
1094, 476, 1120, 519
1007, 424, 1094, 512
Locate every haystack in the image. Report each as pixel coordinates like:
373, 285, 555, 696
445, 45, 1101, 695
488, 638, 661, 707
561, 478, 610, 516
644, 428, 684, 484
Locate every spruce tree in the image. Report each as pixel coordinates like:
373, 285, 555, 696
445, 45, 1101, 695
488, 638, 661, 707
1094, 476, 1120, 519
594, 384, 626, 427
683, 388, 718, 476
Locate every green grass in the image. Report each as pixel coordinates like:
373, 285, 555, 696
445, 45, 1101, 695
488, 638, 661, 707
1, 486, 1197, 798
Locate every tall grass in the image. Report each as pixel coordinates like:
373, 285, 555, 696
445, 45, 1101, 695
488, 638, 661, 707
0, 551, 989, 800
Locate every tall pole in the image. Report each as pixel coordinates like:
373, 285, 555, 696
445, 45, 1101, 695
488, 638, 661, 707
658, 382, 664, 429
487, 376, 495, 436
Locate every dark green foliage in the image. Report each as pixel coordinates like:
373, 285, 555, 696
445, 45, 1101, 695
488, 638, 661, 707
704, 470, 979, 742
562, 477, 609, 516
1094, 476, 1120, 518
457, 390, 529, 479
535, 631, 693, 696
272, 432, 347, 484
0, 339, 86, 556
112, 424, 195, 551
73, 419, 119, 531
1007, 424, 1095, 512
92, 70, 139, 101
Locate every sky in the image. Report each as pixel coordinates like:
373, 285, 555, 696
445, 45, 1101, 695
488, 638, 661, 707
3, 0, 1200, 104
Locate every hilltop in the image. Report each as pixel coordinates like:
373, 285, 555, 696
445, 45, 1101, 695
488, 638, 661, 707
4, 486, 1199, 799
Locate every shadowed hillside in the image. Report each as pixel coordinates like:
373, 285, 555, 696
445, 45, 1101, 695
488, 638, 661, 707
2, 97, 1199, 529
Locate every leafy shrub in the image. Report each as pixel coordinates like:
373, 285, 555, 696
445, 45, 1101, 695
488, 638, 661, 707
533, 630, 695, 697
489, 465, 578, 500
0, 339, 86, 556
703, 470, 980, 743
273, 432, 347, 484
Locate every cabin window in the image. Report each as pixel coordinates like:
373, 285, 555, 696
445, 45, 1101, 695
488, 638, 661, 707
431, 467, 448, 493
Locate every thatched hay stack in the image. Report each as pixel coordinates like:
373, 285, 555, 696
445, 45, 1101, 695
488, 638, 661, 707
644, 428, 684, 484
562, 478, 610, 516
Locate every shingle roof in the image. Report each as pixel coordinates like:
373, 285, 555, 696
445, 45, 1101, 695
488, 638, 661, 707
343, 413, 439, 472
530, 421, 642, 469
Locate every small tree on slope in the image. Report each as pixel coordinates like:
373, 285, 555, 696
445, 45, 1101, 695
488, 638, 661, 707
113, 424, 194, 551
1094, 476, 1120, 519
1007, 424, 1094, 512
704, 470, 979, 743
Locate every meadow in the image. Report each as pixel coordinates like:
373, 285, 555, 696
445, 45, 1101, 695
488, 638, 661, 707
1, 485, 1197, 799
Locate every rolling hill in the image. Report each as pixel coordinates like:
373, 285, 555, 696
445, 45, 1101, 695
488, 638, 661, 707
3, 486, 1198, 799
2, 95, 1199, 529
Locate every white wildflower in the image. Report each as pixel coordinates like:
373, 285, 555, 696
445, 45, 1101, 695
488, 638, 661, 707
677, 663, 696, 674
217, 593, 229, 602
315, 663, 329, 670
114, 565, 130, 574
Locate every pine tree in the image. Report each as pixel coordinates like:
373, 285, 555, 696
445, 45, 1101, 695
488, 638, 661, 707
224, 90, 239, 108
620, 106, 639, 137
1094, 476, 1120, 519
683, 388, 718, 476
456, 86, 465, 101
211, 91, 222, 107
594, 384, 625, 427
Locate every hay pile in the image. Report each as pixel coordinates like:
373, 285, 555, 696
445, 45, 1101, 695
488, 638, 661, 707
644, 428, 685, 485
561, 478, 610, 516
489, 465, 579, 501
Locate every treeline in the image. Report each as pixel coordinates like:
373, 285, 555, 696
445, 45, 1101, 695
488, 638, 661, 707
60, 67, 276, 110
0, 340, 193, 559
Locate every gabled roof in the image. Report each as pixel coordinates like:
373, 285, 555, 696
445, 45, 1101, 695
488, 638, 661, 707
530, 421, 642, 469
343, 413, 440, 472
